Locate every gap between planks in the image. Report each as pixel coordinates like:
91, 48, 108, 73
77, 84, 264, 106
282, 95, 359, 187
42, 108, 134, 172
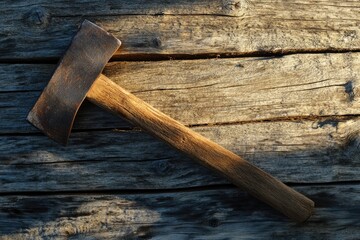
0, 114, 358, 136
1, 49, 360, 64
0, 181, 359, 197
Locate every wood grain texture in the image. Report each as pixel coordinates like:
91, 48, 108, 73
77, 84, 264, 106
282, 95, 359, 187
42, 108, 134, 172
1, 118, 360, 192
1, 1, 360, 60
0, 185, 359, 239
2, 53, 360, 133
0, 53, 359, 193
1, 0, 359, 236
1, 0, 240, 17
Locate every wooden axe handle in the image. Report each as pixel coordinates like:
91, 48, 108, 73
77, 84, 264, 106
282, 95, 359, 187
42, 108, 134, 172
87, 74, 314, 222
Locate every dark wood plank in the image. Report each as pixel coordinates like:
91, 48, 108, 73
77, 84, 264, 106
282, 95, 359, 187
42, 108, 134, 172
0, 184, 359, 239
1, 117, 360, 192
1, 1, 360, 60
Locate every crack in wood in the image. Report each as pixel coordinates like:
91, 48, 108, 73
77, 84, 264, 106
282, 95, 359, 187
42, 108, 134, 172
0, 182, 359, 196
2, 49, 360, 64
188, 115, 360, 128
0, 115, 358, 135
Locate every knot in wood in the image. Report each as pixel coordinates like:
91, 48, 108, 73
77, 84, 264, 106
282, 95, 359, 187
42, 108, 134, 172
342, 30, 358, 43
152, 160, 173, 175
208, 218, 220, 227
222, 0, 250, 17
152, 37, 162, 48
23, 7, 50, 28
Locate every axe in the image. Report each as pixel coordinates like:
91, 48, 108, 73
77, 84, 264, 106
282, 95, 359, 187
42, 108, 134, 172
27, 20, 314, 222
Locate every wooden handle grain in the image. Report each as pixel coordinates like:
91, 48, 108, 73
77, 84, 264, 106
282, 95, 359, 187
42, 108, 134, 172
87, 74, 314, 222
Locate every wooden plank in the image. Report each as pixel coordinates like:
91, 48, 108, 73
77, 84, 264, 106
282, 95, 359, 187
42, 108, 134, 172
2, 0, 238, 17
1, 53, 360, 133
0, 184, 359, 239
1, 1, 360, 60
1, 118, 360, 192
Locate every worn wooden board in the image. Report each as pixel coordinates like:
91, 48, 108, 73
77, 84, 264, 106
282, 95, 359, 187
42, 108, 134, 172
1, 53, 360, 133
1, 1, 360, 60
0, 185, 359, 239
1, 118, 360, 192
1, 0, 239, 17
0, 53, 360, 192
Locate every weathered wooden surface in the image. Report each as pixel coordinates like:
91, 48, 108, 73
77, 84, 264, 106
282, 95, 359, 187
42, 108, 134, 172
1, 119, 360, 192
1, 0, 360, 238
1, 1, 360, 60
88, 75, 315, 222
0, 185, 359, 239
0, 53, 360, 194
2, 53, 360, 133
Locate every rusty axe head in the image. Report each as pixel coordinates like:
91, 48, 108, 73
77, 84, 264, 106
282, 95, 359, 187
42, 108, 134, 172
27, 20, 121, 145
